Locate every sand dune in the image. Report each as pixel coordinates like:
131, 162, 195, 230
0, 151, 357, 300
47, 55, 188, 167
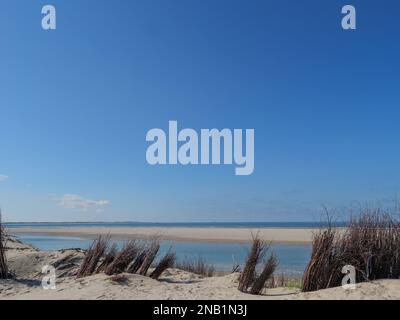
5, 269, 400, 300
1, 238, 399, 300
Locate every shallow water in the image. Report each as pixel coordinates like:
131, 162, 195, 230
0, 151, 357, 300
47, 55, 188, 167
16, 234, 311, 276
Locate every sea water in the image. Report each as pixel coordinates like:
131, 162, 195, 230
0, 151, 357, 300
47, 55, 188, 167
15, 233, 311, 276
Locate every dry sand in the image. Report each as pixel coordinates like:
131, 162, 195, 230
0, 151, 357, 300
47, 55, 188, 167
11, 227, 319, 244
1, 238, 400, 300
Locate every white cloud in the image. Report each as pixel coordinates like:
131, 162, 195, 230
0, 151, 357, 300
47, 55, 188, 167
0, 175, 8, 182
58, 194, 110, 211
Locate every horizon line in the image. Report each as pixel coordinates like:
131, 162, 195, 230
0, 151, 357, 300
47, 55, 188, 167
3, 220, 345, 224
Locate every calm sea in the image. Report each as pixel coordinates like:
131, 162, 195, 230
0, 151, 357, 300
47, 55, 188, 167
7, 221, 320, 276
5, 221, 345, 229
15, 234, 311, 276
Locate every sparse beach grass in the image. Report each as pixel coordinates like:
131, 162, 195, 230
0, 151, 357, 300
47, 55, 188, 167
238, 235, 277, 295
77, 235, 110, 278
4, 206, 400, 299
175, 257, 216, 277
302, 208, 400, 292
0, 212, 10, 279
105, 240, 141, 275
150, 248, 176, 280
267, 273, 303, 289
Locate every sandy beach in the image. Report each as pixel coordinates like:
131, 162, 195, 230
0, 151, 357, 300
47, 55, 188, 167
1, 238, 400, 300
10, 227, 319, 244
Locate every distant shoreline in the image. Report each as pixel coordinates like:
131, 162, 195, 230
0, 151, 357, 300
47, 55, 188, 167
5, 221, 347, 228
9, 227, 331, 244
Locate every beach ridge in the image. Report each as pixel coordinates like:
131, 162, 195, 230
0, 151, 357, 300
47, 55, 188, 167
10, 227, 322, 244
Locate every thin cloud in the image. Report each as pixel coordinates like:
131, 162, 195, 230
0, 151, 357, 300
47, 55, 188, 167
58, 194, 110, 212
0, 175, 8, 182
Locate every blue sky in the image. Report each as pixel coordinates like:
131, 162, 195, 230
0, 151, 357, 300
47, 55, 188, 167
1, 0, 400, 222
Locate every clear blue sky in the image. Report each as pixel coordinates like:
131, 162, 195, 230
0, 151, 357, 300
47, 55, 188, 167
1, 0, 399, 222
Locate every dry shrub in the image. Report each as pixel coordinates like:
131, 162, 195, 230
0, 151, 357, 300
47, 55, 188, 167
150, 249, 176, 279
51, 252, 83, 278
77, 235, 110, 278
0, 212, 10, 279
96, 243, 118, 273
302, 209, 400, 292
126, 249, 146, 273
266, 274, 302, 289
231, 264, 240, 273
302, 225, 341, 291
138, 240, 160, 276
105, 240, 140, 275
250, 254, 278, 295
238, 235, 265, 292
269, 273, 288, 288
110, 274, 128, 284
238, 235, 277, 294
175, 257, 216, 277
